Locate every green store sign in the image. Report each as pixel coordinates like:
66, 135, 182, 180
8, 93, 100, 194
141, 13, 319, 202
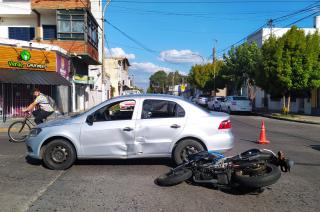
20, 50, 31, 61
7, 50, 46, 69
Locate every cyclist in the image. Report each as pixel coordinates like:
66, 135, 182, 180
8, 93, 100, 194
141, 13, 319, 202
22, 88, 54, 125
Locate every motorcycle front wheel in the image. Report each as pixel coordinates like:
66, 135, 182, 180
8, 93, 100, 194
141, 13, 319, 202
233, 163, 281, 189
156, 168, 192, 186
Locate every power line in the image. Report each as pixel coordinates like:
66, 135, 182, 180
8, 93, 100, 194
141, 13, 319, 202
217, 3, 320, 55
104, 20, 159, 54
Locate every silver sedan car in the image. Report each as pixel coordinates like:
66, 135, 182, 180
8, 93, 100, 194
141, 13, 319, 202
26, 94, 234, 170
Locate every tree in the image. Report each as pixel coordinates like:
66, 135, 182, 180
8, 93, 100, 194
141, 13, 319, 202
260, 26, 320, 113
167, 71, 185, 86
221, 42, 262, 98
148, 70, 168, 93
188, 61, 224, 93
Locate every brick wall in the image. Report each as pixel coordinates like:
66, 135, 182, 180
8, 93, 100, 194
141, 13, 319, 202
31, 0, 90, 10
35, 40, 98, 62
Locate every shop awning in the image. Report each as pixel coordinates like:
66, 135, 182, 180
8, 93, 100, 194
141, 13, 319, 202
0, 70, 71, 86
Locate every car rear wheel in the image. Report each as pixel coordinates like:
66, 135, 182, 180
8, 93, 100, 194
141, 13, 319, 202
173, 139, 205, 165
43, 139, 76, 170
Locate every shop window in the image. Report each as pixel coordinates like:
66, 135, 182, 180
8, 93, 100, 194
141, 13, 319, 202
9, 27, 35, 41
57, 10, 85, 40
43, 25, 57, 40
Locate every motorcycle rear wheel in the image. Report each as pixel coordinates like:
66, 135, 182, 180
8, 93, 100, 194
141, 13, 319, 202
233, 164, 281, 189
156, 168, 192, 186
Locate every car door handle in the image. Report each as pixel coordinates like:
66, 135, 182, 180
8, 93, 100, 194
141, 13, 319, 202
170, 124, 181, 129
123, 127, 134, 131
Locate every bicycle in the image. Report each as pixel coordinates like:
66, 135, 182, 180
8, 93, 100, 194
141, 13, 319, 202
7, 111, 62, 143
8, 112, 35, 143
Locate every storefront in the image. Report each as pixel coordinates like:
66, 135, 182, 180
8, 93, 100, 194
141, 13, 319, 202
0, 45, 71, 121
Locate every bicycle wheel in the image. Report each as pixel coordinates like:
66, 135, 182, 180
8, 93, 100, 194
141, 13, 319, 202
8, 121, 31, 142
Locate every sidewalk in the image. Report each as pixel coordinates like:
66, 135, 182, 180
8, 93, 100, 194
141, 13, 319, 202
255, 111, 320, 125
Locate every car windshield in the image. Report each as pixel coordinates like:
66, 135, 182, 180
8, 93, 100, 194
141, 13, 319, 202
217, 97, 224, 101
233, 97, 249, 100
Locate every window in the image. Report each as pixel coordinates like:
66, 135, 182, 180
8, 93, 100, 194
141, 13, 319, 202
57, 10, 85, 40
9, 27, 35, 41
87, 15, 98, 48
43, 25, 57, 40
141, 100, 185, 119
93, 100, 135, 122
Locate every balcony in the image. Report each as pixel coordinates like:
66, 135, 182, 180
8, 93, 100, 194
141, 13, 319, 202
31, 0, 90, 10
37, 40, 99, 65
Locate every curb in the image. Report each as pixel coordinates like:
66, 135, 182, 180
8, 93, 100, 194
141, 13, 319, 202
254, 112, 320, 125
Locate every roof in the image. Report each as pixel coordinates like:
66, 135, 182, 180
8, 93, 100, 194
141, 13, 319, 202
0, 69, 71, 86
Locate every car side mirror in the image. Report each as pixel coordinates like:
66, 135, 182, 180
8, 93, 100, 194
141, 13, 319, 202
86, 115, 94, 126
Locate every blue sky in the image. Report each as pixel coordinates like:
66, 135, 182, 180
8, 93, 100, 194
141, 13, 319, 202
103, 0, 319, 90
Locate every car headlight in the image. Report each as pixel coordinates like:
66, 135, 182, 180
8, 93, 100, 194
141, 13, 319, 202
30, 128, 42, 137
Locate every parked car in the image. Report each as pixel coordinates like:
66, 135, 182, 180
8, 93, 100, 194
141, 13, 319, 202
26, 94, 234, 170
122, 90, 141, 95
220, 96, 252, 113
119, 100, 136, 110
208, 96, 225, 111
196, 95, 210, 106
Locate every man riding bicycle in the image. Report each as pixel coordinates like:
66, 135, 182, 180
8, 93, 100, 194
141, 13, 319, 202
22, 88, 54, 125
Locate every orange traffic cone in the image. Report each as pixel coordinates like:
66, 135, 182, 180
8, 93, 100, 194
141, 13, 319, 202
257, 120, 270, 144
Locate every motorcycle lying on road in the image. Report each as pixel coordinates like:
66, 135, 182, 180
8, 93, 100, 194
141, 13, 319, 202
156, 149, 293, 189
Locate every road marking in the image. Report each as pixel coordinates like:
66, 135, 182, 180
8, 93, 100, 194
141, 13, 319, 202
19, 170, 64, 212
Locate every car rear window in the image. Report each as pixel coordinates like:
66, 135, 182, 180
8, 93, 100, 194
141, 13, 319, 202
233, 97, 249, 100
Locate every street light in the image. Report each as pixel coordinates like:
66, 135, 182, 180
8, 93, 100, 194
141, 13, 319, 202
101, 0, 111, 100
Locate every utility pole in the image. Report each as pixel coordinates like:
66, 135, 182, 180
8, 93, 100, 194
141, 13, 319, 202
267, 19, 274, 36
212, 39, 217, 96
101, 0, 111, 101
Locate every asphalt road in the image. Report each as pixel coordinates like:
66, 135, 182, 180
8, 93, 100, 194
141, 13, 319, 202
0, 115, 319, 212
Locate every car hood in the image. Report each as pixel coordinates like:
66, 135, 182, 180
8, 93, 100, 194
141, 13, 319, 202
38, 116, 81, 128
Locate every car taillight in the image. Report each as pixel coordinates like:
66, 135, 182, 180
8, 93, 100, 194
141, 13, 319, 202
218, 120, 231, 130
232, 101, 237, 105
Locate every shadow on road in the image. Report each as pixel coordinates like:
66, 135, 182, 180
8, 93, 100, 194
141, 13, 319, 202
74, 158, 174, 167
26, 156, 175, 169
155, 180, 271, 195
25, 156, 42, 166
310, 145, 320, 151
240, 138, 258, 144
295, 162, 320, 167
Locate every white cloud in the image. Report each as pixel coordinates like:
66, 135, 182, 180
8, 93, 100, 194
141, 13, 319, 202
130, 62, 172, 73
106, 47, 135, 59
159, 49, 205, 64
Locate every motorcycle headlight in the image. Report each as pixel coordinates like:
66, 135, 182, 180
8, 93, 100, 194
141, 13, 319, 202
30, 128, 42, 137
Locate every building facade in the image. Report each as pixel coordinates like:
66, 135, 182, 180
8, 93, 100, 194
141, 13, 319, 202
247, 16, 320, 115
0, 0, 105, 116
104, 57, 132, 97
0, 39, 71, 120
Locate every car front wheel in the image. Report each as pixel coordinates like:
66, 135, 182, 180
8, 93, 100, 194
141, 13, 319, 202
43, 139, 76, 170
173, 139, 205, 165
